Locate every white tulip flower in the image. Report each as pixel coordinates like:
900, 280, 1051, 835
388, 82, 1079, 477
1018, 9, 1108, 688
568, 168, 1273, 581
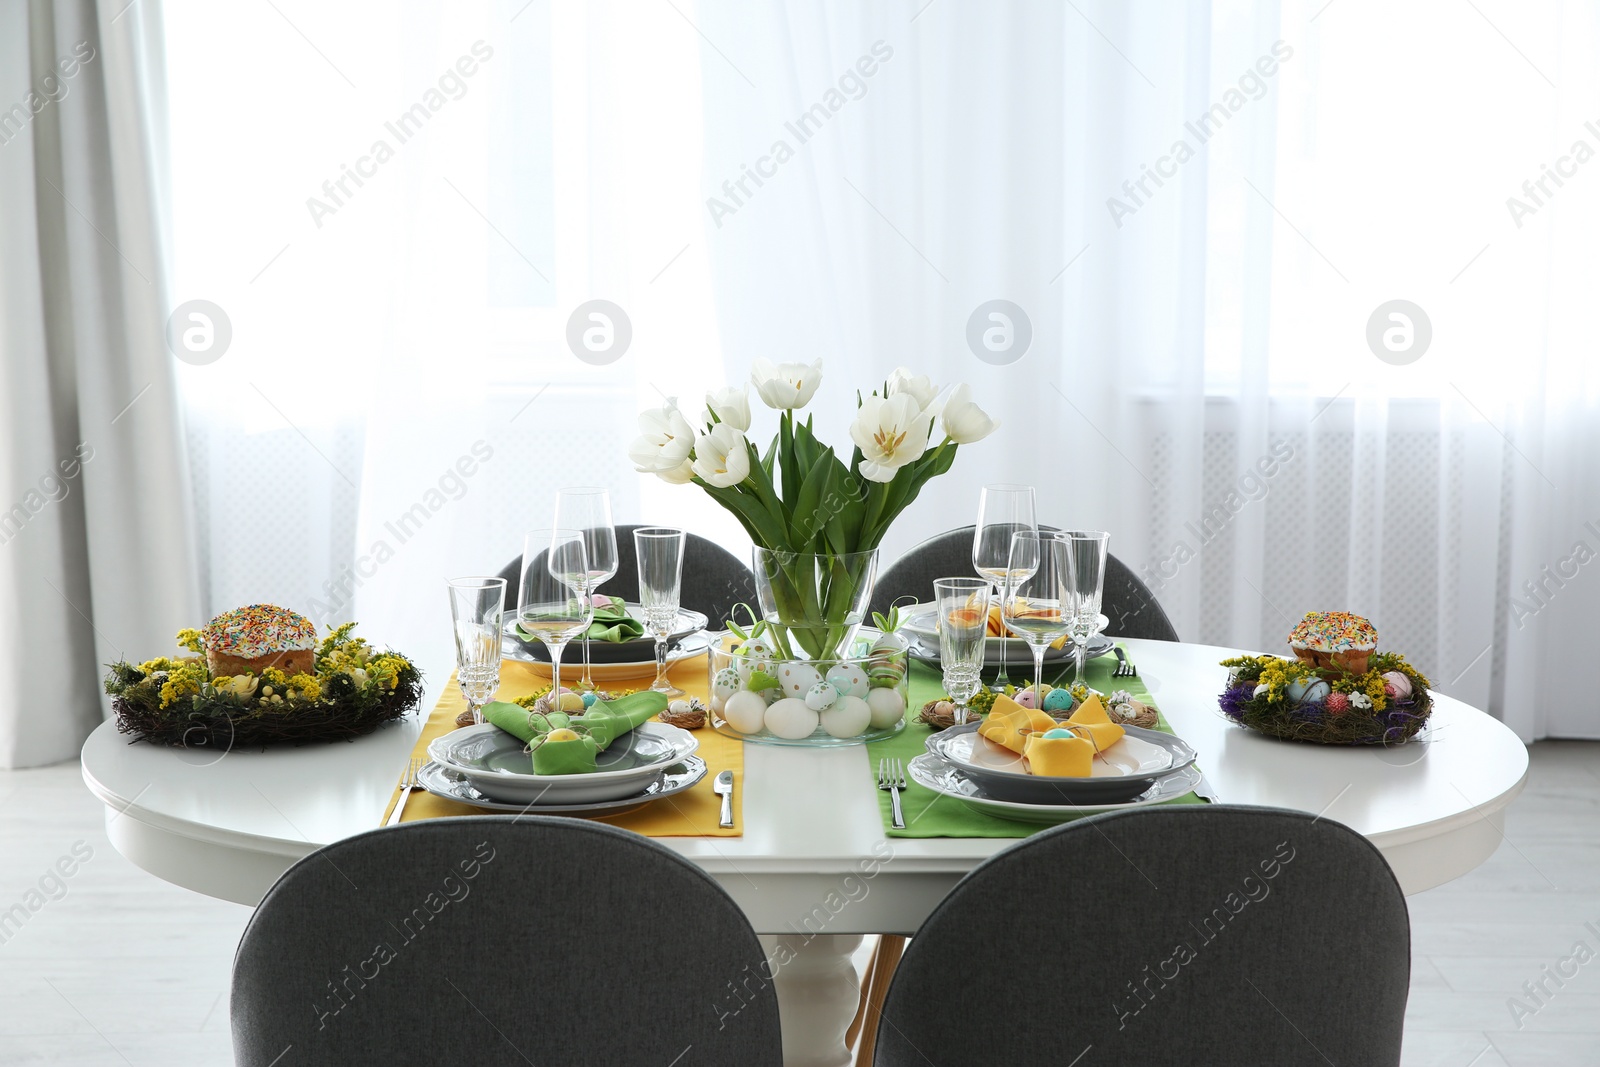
940, 384, 999, 444
850, 393, 933, 482
691, 423, 751, 488
704, 385, 752, 431
887, 367, 940, 416
628, 402, 696, 477
750, 358, 823, 410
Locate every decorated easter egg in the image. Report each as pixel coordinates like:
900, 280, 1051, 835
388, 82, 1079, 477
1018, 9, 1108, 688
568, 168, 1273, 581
804, 681, 838, 711
712, 667, 741, 699
736, 636, 776, 683
1382, 671, 1412, 700
1042, 727, 1074, 739
764, 697, 820, 740
1042, 688, 1075, 713
723, 690, 768, 734
826, 663, 870, 698
1013, 688, 1038, 710
865, 686, 906, 729
821, 695, 872, 738
668, 699, 693, 716
580, 691, 599, 709
1300, 680, 1331, 705
778, 662, 824, 700
1285, 677, 1313, 703
868, 659, 906, 689
545, 727, 580, 743
871, 630, 908, 655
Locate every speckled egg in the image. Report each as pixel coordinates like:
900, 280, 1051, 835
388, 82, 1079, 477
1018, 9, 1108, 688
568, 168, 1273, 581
712, 667, 741, 700
1042, 688, 1075, 713
865, 686, 906, 729
826, 663, 870, 698
722, 690, 768, 734
823, 695, 872, 738
1013, 687, 1038, 710
580, 691, 600, 709
737, 651, 774, 684
804, 681, 838, 711
1382, 671, 1412, 700
777, 662, 824, 700
764, 697, 820, 740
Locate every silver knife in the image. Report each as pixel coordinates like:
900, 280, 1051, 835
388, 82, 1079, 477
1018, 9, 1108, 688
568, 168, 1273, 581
713, 770, 734, 828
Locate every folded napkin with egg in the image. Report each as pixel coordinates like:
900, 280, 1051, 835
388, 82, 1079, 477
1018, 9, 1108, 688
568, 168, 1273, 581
481, 691, 667, 774
979, 693, 1125, 777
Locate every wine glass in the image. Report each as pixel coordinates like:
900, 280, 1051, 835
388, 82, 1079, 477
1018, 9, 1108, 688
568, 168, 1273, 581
934, 577, 991, 726
448, 576, 506, 726
1000, 531, 1072, 713
518, 530, 594, 706
633, 527, 687, 696
1063, 531, 1110, 685
554, 487, 619, 692
973, 485, 1038, 691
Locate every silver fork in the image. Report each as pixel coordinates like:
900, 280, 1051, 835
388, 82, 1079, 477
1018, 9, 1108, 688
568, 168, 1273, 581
384, 757, 422, 827
1113, 647, 1138, 678
878, 757, 906, 829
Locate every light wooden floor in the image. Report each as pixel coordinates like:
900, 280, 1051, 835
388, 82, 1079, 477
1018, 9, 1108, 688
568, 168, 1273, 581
0, 742, 1594, 1065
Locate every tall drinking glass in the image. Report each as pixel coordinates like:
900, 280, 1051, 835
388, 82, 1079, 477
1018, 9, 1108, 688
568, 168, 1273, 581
554, 487, 618, 692
518, 530, 594, 705
633, 527, 687, 695
448, 576, 506, 726
1000, 531, 1072, 712
934, 577, 991, 727
973, 484, 1038, 691
1063, 531, 1110, 685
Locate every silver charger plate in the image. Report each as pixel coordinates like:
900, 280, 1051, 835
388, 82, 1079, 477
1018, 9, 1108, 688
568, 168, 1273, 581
925, 721, 1198, 804
416, 756, 708, 816
908, 752, 1204, 825
429, 721, 699, 804
502, 606, 708, 665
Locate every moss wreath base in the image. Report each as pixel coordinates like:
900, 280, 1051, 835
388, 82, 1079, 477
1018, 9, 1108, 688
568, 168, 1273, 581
105, 623, 423, 749
1218, 651, 1433, 746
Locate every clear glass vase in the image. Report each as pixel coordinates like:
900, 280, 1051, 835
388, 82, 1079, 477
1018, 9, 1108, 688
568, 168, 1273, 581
751, 547, 880, 661
707, 632, 908, 747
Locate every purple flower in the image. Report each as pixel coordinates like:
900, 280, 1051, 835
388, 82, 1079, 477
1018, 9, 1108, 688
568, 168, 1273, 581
1290, 702, 1323, 723
1384, 709, 1411, 731
1219, 685, 1253, 721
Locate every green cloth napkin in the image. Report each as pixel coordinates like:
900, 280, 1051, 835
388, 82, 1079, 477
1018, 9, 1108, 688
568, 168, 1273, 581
867, 648, 1205, 838
481, 692, 669, 774
514, 601, 644, 644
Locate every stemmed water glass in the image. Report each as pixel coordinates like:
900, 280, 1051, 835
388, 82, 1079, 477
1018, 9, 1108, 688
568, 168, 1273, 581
1000, 531, 1072, 712
1063, 531, 1110, 685
973, 485, 1038, 691
934, 577, 991, 727
448, 576, 506, 726
633, 527, 686, 696
517, 530, 594, 705
553, 487, 619, 692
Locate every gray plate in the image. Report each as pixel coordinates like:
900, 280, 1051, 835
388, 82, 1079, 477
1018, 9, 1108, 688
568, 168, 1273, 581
925, 721, 1198, 804
428, 722, 698, 804
909, 752, 1204, 824
416, 757, 708, 816
502, 607, 707, 664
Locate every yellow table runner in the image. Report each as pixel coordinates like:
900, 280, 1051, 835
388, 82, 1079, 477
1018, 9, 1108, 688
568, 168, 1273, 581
381, 656, 742, 836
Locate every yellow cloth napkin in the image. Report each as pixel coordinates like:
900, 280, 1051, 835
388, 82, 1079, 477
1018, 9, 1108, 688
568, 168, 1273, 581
1020, 694, 1128, 778
381, 657, 742, 836
1058, 694, 1125, 752
978, 694, 1057, 753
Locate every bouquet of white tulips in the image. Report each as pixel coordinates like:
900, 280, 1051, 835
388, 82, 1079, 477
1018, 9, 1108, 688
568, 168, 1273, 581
628, 360, 997, 657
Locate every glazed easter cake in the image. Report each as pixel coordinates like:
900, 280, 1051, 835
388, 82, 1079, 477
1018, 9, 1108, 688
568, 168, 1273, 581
1219, 611, 1432, 745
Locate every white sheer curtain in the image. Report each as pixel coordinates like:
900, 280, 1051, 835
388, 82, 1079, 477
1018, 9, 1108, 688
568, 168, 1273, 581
0, 0, 199, 767
164, 0, 1600, 738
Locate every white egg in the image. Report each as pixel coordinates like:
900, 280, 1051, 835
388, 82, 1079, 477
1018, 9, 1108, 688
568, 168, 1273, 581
777, 661, 823, 699
865, 687, 906, 729
821, 695, 871, 738
722, 690, 769, 734
804, 681, 839, 711
764, 697, 820, 740
1252, 683, 1270, 699
826, 663, 870, 698
710, 693, 726, 714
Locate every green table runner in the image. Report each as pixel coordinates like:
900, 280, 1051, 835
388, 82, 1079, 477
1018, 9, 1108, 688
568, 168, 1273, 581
866, 647, 1204, 838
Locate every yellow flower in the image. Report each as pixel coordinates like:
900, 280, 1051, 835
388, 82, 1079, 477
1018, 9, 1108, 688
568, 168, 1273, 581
287, 673, 321, 702
138, 657, 179, 676
175, 628, 205, 654
262, 667, 288, 686
158, 662, 208, 709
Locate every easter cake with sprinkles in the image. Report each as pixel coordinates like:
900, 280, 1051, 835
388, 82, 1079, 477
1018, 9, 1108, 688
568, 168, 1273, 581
203, 604, 319, 679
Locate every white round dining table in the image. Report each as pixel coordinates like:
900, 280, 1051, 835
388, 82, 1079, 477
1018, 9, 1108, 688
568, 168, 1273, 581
81, 638, 1527, 1067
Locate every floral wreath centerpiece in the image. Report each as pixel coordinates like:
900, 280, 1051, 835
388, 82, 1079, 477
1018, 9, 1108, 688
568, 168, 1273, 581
628, 361, 997, 745
105, 604, 422, 749
1218, 611, 1433, 745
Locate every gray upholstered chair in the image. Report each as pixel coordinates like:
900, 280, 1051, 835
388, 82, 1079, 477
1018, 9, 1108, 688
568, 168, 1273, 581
500, 523, 757, 630
873, 806, 1409, 1066
231, 816, 782, 1066
868, 525, 1180, 641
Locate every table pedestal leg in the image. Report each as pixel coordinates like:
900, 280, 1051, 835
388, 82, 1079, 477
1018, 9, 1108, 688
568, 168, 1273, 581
760, 933, 864, 1067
